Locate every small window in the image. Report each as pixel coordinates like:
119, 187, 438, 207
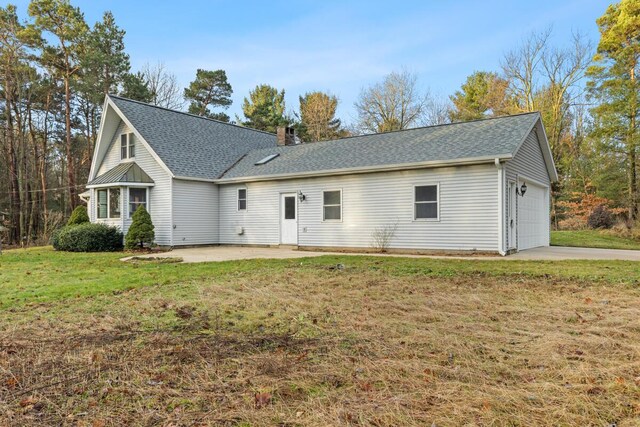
120, 134, 127, 159
284, 196, 296, 219
120, 133, 135, 159
97, 189, 108, 219
129, 188, 147, 217
414, 185, 438, 220
128, 133, 135, 158
238, 188, 247, 211
323, 190, 341, 221
109, 188, 121, 218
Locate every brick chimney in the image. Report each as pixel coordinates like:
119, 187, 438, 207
277, 126, 296, 146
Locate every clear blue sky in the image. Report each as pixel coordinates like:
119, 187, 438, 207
13, 0, 609, 124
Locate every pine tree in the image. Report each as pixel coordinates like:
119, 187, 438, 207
121, 72, 152, 102
125, 205, 155, 249
184, 69, 232, 121
239, 84, 289, 132
587, 0, 640, 220
449, 71, 511, 121
67, 205, 89, 225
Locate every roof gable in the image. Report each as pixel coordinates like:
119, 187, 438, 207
107, 96, 276, 180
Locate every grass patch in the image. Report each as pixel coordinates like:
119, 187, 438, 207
551, 230, 640, 250
1, 247, 640, 425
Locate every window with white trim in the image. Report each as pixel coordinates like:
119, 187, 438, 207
120, 133, 135, 159
97, 188, 120, 219
129, 188, 147, 217
238, 188, 247, 211
414, 185, 438, 220
323, 190, 341, 221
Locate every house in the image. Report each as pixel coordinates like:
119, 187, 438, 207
87, 95, 557, 255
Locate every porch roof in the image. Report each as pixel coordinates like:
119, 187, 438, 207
87, 162, 154, 187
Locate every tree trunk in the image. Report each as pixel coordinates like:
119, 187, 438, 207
65, 73, 77, 212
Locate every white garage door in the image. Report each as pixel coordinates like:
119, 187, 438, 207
518, 181, 549, 250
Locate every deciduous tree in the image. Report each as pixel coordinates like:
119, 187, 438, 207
297, 91, 344, 141
587, 0, 640, 221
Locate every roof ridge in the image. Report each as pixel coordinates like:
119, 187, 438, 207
315, 111, 541, 144
108, 94, 277, 137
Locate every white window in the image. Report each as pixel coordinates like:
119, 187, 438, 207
323, 190, 342, 221
129, 188, 147, 217
97, 188, 120, 219
238, 188, 247, 211
414, 184, 439, 220
120, 133, 135, 159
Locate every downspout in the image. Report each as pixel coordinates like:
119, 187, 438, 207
495, 158, 506, 256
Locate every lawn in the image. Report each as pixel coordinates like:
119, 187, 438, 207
1, 247, 640, 426
551, 229, 640, 250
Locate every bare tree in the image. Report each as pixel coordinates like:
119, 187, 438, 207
422, 93, 451, 126
140, 62, 183, 109
354, 70, 428, 133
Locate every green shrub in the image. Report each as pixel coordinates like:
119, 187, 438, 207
67, 205, 90, 226
125, 205, 155, 249
52, 223, 123, 252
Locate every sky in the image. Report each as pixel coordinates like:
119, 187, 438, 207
12, 0, 610, 124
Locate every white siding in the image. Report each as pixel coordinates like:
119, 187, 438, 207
92, 120, 173, 246
504, 128, 551, 250
219, 164, 499, 251
172, 179, 218, 245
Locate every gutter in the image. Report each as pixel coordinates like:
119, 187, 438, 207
214, 154, 514, 184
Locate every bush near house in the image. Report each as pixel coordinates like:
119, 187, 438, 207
125, 205, 155, 249
52, 223, 123, 252
67, 205, 90, 226
587, 205, 615, 229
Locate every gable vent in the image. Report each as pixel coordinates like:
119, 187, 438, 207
254, 153, 280, 165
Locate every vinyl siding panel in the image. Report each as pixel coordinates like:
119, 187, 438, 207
172, 179, 218, 245
91, 119, 173, 246
504, 128, 551, 249
219, 164, 499, 251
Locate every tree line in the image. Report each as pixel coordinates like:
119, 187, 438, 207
0, 0, 638, 246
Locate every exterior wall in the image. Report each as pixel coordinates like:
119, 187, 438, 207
503, 128, 552, 250
218, 164, 500, 251
91, 120, 173, 246
172, 179, 218, 246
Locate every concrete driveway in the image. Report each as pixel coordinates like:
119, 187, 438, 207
123, 245, 640, 263
506, 246, 640, 261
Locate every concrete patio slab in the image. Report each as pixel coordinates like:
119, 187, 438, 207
122, 245, 640, 263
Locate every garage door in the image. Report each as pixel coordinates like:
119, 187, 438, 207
517, 181, 549, 250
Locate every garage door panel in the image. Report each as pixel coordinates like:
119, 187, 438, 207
518, 182, 549, 250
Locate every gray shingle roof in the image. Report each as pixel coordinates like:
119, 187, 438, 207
219, 113, 540, 181
109, 96, 276, 180
88, 162, 154, 185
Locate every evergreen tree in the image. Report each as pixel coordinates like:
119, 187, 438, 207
297, 91, 344, 142
125, 205, 155, 249
239, 84, 288, 132
29, 0, 88, 211
67, 205, 89, 225
121, 71, 152, 102
184, 68, 232, 121
587, 0, 640, 220
449, 71, 511, 121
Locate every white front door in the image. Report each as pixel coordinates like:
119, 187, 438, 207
280, 193, 298, 245
508, 181, 516, 249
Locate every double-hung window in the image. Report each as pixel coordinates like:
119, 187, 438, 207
323, 190, 342, 221
120, 133, 135, 159
238, 188, 247, 211
129, 188, 147, 217
97, 188, 121, 219
414, 184, 439, 220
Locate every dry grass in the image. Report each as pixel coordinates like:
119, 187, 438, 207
1, 262, 640, 426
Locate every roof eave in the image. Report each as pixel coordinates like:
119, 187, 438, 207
215, 154, 513, 184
